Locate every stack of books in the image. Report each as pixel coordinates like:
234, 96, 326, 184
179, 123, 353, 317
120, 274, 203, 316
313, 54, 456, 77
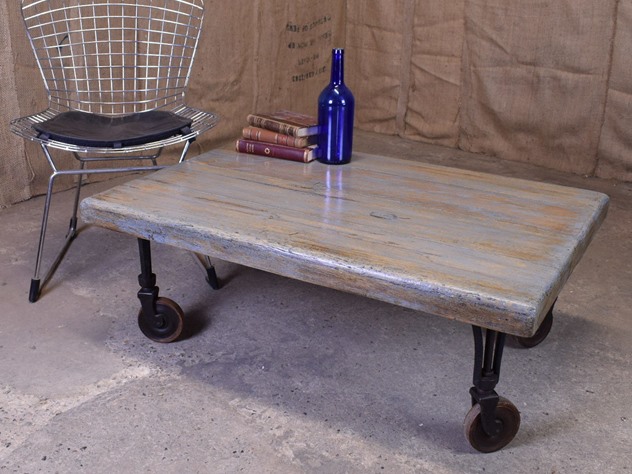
235, 110, 319, 163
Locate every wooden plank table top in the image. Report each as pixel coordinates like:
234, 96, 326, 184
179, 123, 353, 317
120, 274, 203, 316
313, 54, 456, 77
80, 149, 609, 337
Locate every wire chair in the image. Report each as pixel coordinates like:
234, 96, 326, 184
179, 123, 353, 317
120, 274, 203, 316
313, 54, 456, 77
11, 0, 219, 302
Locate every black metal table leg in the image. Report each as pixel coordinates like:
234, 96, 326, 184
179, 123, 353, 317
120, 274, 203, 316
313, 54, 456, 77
136, 238, 184, 343
464, 326, 521, 453
204, 261, 221, 290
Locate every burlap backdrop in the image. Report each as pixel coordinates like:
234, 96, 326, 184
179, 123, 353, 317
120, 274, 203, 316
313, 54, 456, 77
188, 1, 345, 153
2, 1, 631, 207
597, 0, 632, 179
346, 0, 632, 181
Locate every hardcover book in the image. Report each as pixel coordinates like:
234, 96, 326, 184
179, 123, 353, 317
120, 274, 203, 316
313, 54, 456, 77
242, 126, 316, 148
246, 110, 319, 137
236, 139, 318, 163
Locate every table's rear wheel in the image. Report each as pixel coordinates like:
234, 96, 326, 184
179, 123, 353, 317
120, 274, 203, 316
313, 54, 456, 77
464, 396, 521, 453
138, 297, 184, 343
513, 309, 553, 348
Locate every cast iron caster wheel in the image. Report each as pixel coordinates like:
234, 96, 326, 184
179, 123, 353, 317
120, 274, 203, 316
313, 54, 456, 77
464, 397, 521, 453
513, 310, 553, 348
138, 297, 184, 343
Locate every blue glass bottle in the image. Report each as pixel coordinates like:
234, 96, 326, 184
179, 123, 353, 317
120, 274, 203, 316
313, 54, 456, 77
317, 48, 355, 165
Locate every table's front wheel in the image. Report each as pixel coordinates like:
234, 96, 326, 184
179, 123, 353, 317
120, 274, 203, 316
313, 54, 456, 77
138, 297, 184, 343
464, 396, 521, 453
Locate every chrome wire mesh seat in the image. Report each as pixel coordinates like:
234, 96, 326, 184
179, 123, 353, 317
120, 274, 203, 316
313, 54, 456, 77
11, 0, 219, 302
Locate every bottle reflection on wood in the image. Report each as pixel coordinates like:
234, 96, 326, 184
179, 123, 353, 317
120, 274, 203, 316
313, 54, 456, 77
317, 48, 355, 165
323, 165, 345, 217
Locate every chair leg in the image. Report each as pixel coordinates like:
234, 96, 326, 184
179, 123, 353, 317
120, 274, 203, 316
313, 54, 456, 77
191, 253, 221, 290
30, 173, 57, 302
178, 139, 193, 164
68, 160, 84, 238
30, 137, 192, 302
29, 165, 84, 303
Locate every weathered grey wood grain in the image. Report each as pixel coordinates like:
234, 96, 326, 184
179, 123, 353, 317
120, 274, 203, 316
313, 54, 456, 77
80, 150, 609, 337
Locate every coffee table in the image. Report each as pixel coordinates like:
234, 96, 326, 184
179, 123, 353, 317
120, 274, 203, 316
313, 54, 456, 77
80, 149, 609, 452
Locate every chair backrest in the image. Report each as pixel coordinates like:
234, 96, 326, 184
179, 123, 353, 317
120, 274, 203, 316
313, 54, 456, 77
21, 0, 205, 116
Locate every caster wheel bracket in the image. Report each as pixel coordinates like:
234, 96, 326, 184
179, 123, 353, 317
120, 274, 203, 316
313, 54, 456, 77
135, 238, 185, 343
470, 387, 501, 437
137, 238, 159, 318
137, 285, 159, 321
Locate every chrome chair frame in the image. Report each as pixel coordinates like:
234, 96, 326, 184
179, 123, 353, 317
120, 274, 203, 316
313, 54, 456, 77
10, 0, 219, 302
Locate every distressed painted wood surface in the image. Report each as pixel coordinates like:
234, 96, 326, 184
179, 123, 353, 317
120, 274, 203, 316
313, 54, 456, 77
80, 150, 609, 337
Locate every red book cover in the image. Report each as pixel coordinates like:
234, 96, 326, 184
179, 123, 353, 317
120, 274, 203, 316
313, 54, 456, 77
235, 139, 317, 163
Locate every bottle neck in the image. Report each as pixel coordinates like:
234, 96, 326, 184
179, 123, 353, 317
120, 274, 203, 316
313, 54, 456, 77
330, 48, 344, 85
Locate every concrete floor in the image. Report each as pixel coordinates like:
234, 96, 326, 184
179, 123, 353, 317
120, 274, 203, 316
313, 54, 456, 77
1, 131, 630, 473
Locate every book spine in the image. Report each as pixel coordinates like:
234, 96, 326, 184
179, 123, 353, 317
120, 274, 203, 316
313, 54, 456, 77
235, 139, 314, 163
242, 127, 310, 148
247, 114, 302, 137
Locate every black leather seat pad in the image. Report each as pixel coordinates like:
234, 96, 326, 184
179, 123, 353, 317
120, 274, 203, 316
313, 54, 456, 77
34, 110, 193, 148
